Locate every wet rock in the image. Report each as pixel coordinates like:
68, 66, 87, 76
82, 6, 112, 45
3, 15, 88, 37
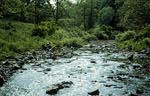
136, 89, 144, 94
104, 84, 116, 87
46, 86, 59, 95
3, 61, 12, 65
140, 48, 150, 56
90, 60, 96, 63
12, 64, 20, 70
128, 53, 134, 61
99, 81, 106, 83
0, 75, 5, 87
44, 68, 51, 71
116, 71, 129, 75
130, 93, 138, 96
88, 89, 99, 95
132, 64, 141, 69
46, 81, 73, 95
134, 53, 149, 60
113, 86, 123, 89
42, 44, 51, 50
107, 76, 114, 79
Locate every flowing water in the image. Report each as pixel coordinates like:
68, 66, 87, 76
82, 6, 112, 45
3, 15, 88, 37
0, 41, 150, 96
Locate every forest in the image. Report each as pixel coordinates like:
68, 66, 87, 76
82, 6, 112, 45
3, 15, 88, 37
0, 0, 150, 96
0, 0, 150, 59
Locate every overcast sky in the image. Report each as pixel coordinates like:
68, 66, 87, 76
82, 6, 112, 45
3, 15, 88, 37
50, 0, 76, 5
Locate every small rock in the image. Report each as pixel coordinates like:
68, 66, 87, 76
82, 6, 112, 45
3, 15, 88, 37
130, 93, 138, 96
104, 84, 116, 87
128, 53, 134, 61
46, 81, 73, 95
13, 64, 20, 70
132, 64, 141, 69
45, 68, 51, 71
90, 60, 96, 63
88, 89, 99, 95
46, 86, 59, 95
0, 75, 5, 87
136, 89, 144, 94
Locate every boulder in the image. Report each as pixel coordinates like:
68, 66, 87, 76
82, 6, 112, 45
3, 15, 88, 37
46, 81, 73, 95
90, 60, 96, 63
0, 75, 5, 87
12, 64, 20, 70
88, 89, 99, 95
127, 53, 134, 61
130, 93, 138, 96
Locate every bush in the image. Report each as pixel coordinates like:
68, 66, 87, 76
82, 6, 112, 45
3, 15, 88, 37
58, 19, 79, 29
117, 40, 145, 51
90, 26, 109, 40
143, 38, 150, 47
32, 20, 58, 38
116, 28, 150, 51
98, 7, 115, 25
32, 26, 48, 38
116, 30, 136, 42
82, 34, 97, 42
41, 20, 57, 35
0, 22, 14, 30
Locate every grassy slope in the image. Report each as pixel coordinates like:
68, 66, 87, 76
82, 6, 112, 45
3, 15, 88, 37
0, 19, 96, 60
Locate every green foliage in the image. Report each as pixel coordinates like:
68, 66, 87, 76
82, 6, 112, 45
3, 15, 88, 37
58, 19, 78, 29
117, 39, 145, 51
41, 20, 57, 35
116, 26, 150, 51
32, 26, 48, 38
82, 34, 97, 42
117, 0, 150, 29
116, 31, 136, 42
32, 20, 57, 37
98, 7, 115, 25
0, 21, 14, 30
89, 25, 113, 40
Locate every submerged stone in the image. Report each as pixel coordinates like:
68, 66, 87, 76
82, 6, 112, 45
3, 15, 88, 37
46, 81, 73, 95
0, 75, 5, 87
88, 89, 99, 95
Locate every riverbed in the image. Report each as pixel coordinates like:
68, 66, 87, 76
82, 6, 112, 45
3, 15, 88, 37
0, 41, 150, 96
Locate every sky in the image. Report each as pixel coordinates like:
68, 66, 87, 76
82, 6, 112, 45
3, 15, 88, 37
50, 0, 77, 5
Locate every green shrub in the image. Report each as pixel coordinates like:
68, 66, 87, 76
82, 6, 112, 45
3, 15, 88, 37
116, 30, 136, 42
143, 38, 150, 47
90, 27, 109, 40
89, 25, 113, 40
0, 22, 14, 30
98, 7, 115, 25
32, 26, 48, 38
82, 34, 97, 42
58, 19, 78, 29
41, 20, 57, 35
117, 40, 145, 51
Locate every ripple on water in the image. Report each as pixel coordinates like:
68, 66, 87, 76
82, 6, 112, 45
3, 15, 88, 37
0, 42, 150, 96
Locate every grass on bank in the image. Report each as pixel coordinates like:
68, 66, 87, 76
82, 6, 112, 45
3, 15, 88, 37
0, 19, 97, 60
116, 25, 150, 51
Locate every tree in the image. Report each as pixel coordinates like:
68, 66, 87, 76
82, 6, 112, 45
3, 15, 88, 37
98, 7, 114, 25
117, 0, 150, 29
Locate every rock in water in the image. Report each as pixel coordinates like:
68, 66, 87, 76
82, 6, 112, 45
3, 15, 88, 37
128, 54, 134, 61
46, 81, 73, 95
88, 89, 99, 95
0, 75, 5, 87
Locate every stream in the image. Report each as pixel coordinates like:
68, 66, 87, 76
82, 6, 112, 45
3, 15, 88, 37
0, 41, 150, 96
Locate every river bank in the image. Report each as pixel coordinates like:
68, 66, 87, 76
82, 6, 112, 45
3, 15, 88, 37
0, 43, 76, 85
